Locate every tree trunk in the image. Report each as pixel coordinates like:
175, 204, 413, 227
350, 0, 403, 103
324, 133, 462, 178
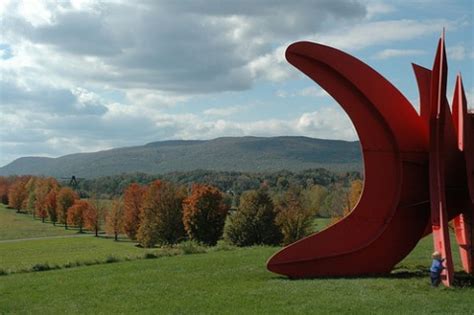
114, 232, 118, 241
95, 228, 98, 237
42, 217, 45, 223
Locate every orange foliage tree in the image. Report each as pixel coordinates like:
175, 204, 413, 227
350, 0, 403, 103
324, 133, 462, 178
57, 187, 78, 229
105, 198, 124, 241
123, 183, 145, 240
153, 181, 186, 245
182, 184, 229, 246
137, 180, 186, 247
67, 200, 90, 233
45, 189, 58, 225
84, 198, 105, 237
8, 176, 29, 213
35, 177, 59, 223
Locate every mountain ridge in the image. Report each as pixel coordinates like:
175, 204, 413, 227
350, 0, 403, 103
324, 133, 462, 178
0, 136, 362, 178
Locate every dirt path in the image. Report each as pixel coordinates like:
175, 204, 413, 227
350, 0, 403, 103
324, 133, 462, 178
0, 234, 92, 244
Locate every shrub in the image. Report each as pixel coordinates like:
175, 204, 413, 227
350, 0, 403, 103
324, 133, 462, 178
176, 240, 206, 255
182, 184, 229, 246
105, 256, 120, 263
31, 263, 53, 272
224, 188, 282, 246
143, 252, 158, 259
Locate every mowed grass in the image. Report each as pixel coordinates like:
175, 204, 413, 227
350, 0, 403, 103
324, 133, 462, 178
1, 244, 473, 314
0, 236, 161, 273
0, 208, 472, 313
0, 204, 76, 240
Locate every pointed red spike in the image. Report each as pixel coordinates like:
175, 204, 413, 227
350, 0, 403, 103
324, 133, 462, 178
429, 33, 454, 287
452, 74, 467, 151
412, 63, 431, 125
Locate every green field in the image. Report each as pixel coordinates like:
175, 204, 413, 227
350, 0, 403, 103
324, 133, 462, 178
0, 205, 473, 314
1, 243, 473, 314
0, 205, 77, 240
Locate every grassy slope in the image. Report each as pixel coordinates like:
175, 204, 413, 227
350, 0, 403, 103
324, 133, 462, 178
0, 237, 159, 272
0, 242, 472, 314
0, 208, 472, 313
0, 204, 76, 240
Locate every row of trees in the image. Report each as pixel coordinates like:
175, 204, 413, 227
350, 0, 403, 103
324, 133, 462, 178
0, 175, 363, 248
71, 169, 362, 201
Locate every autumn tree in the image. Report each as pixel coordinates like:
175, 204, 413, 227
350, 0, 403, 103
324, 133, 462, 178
346, 179, 363, 213
275, 186, 314, 245
67, 200, 89, 233
224, 188, 282, 246
84, 198, 105, 237
105, 198, 124, 241
35, 177, 59, 223
24, 177, 37, 216
0, 176, 11, 204
301, 184, 328, 216
8, 177, 29, 213
123, 183, 145, 240
136, 181, 185, 247
182, 184, 229, 246
45, 189, 58, 225
57, 187, 78, 229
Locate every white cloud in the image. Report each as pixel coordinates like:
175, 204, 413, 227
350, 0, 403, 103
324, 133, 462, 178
373, 48, 426, 59
315, 19, 453, 51
203, 106, 246, 117
364, 1, 396, 19
298, 87, 330, 97
448, 44, 466, 61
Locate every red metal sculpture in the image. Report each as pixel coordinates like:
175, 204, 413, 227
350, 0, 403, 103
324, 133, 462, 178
267, 32, 473, 287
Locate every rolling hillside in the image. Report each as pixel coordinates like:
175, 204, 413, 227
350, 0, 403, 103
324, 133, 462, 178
0, 136, 362, 178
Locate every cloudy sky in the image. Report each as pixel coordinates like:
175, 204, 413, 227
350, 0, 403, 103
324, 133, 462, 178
0, 0, 473, 166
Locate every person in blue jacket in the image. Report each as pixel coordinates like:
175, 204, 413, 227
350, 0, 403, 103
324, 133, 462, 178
430, 251, 445, 287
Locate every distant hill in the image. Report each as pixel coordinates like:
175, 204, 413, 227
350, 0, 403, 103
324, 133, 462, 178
0, 136, 362, 178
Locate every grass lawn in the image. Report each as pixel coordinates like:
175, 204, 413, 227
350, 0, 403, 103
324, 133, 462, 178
0, 206, 472, 314
0, 204, 76, 240
0, 236, 163, 273
0, 243, 472, 314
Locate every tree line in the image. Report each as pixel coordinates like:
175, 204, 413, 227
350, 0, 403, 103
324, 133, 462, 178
0, 173, 363, 247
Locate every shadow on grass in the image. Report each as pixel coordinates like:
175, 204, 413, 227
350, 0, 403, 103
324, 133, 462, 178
276, 267, 474, 288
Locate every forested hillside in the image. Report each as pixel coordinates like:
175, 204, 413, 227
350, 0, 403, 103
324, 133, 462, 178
0, 137, 362, 178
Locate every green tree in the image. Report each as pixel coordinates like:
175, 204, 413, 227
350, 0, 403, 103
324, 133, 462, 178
224, 188, 282, 246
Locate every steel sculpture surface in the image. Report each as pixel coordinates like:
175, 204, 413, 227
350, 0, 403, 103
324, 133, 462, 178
267, 32, 473, 287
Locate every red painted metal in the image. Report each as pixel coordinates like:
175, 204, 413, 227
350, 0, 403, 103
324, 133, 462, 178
428, 34, 454, 286
267, 33, 474, 286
